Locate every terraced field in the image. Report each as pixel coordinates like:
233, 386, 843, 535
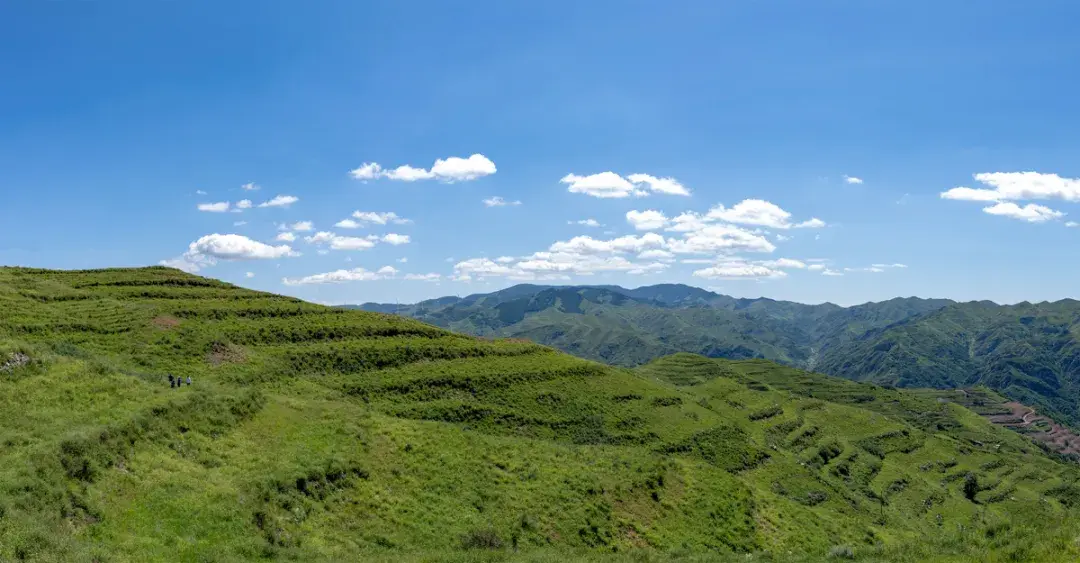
1, 268, 1079, 561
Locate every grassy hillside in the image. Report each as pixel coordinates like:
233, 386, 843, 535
816, 300, 1080, 426
1, 268, 1079, 561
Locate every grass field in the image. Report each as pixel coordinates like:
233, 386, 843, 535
1, 267, 1079, 562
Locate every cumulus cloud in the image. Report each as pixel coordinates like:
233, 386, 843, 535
821, 269, 844, 276
760, 258, 807, 269
349, 154, 496, 183
381, 233, 411, 245
235, 199, 253, 210
258, 195, 299, 208
305, 231, 376, 251
940, 172, 1080, 223
1067, 221, 1079, 228
283, 221, 313, 232
571, 219, 602, 227
626, 174, 690, 196
707, 199, 825, 230
283, 266, 399, 286
241, 183, 260, 191
483, 196, 522, 207
245, 272, 255, 278
275, 232, 296, 242
982, 202, 1064, 223
844, 175, 864, 184
404, 273, 441, 281
807, 264, 825, 271
626, 209, 668, 231
198, 202, 231, 213
693, 264, 787, 280
335, 219, 361, 229
161, 233, 299, 272
561, 171, 690, 198
943, 172, 1080, 202
350, 211, 412, 225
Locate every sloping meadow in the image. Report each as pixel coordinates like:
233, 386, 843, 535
0, 267, 1078, 561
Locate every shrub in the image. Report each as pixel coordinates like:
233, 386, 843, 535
460, 528, 503, 550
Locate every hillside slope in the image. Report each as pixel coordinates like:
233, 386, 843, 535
1, 268, 1079, 561
816, 300, 1080, 425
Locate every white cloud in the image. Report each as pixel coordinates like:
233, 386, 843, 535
1067, 221, 1079, 228
245, 272, 255, 278
561, 171, 690, 198
775, 234, 791, 242
162, 233, 299, 272
198, 202, 231, 213
550, 233, 667, 255
706, 199, 824, 230
330, 236, 377, 251
808, 264, 825, 271
335, 219, 361, 229
350, 154, 496, 183
483, 196, 522, 207
381, 233, 411, 245
235, 199, 253, 210
285, 221, 314, 232
195, 190, 207, 195
495, 256, 516, 263
794, 218, 827, 229
760, 258, 807, 269
626, 173, 690, 196
982, 202, 1064, 223
233, 221, 248, 227
350, 211, 412, 225
844, 175, 864, 185
258, 195, 299, 208
305, 231, 376, 251
871, 263, 908, 269
404, 273, 441, 282
241, 183, 260, 191
571, 219, 602, 227
397, 257, 408, 263
276, 232, 296, 242
626, 209, 668, 231
943, 172, 1080, 203
821, 269, 843, 276
283, 266, 398, 286
638, 249, 675, 261
693, 264, 786, 280
188, 234, 298, 260
667, 224, 776, 254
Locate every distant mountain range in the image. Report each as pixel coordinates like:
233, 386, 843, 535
352, 284, 1080, 425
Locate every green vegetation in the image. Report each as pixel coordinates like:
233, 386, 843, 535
359, 284, 1080, 429
2, 267, 1080, 561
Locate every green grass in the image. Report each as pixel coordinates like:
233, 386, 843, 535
0, 266, 1078, 561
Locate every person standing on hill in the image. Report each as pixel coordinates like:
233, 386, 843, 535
187, 376, 192, 386
168, 374, 175, 388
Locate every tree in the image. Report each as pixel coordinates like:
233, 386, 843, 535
963, 472, 979, 502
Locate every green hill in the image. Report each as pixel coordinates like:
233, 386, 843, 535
359, 285, 1080, 430
2, 267, 1080, 561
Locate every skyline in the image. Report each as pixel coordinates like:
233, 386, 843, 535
3, 2, 1080, 306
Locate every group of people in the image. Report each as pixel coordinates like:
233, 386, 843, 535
168, 374, 192, 388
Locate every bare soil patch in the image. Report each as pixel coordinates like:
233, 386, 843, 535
151, 315, 181, 330
987, 402, 1080, 456
207, 342, 247, 366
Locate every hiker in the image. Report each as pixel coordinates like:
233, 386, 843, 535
168, 374, 175, 388
187, 376, 192, 386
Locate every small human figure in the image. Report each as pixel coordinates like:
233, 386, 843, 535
187, 376, 192, 386
168, 374, 175, 388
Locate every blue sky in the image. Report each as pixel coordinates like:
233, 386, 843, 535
3, 1, 1080, 306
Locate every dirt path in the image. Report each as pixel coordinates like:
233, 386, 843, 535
986, 401, 1080, 456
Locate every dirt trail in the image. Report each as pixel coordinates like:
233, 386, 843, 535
987, 402, 1080, 456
